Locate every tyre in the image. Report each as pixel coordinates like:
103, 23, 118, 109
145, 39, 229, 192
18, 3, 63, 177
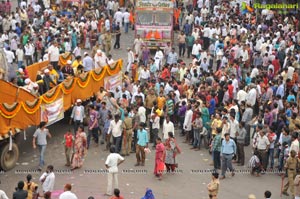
0, 142, 19, 171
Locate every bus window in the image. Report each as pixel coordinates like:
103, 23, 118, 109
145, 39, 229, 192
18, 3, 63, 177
137, 12, 153, 25
154, 13, 172, 26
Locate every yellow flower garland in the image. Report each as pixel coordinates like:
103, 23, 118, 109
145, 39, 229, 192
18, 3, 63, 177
91, 69, 106, 81
77, 73, 91, 88
0, 103, 22, 119
21, 99, 42, 114
60, 79, 76, 94
41, 87, 61, 104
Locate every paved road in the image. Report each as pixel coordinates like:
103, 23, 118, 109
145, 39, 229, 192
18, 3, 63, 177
1, 2, 287, 198
1, 119, 284, 199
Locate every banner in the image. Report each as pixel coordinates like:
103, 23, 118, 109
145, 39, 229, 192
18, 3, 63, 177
104, 72, 122, 91
41, 97, 64, 126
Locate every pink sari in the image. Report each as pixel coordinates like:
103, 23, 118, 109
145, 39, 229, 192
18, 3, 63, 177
154, 143, 165, 176
72, 132, 87, 168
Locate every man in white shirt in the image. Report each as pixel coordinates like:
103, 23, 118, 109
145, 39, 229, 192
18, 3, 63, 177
123, 9, 130, 33
94, 50, 107, 69
201, 25, 211, 50
162, 116, 174, 140
290, 133, 299, 156
138, 105, 146, 124
184, 104, 193, 143
131, 87, 145, 104
70, 99, 85, 133
39, 165, 55, 196
139, 66, 150, 85
48, 41, 60, 70
114, 9, 123, 27
201, 5, 209, 21
59, 184, 78, 199
5, 47, 15, 65
192, 40, 202, 57
127, 47, 134, 72
91, 19, 98, 31
24, 41, 35, 66
107, 0, 114, 16
246, 84, 257, 107
105, 17, 110, 32
133, 35, 143, 58
105, 145, 125, 196
237, 86, 247, 104
108, 114, 123, 153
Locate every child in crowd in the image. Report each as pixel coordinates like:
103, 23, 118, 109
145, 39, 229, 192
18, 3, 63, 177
248, 150, 261, 176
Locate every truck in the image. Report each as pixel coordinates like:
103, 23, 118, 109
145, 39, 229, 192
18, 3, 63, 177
134, 0, 174, 49
0, 59, 123, 171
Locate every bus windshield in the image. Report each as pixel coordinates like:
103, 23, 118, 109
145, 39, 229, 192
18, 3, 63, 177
155, 13, 172, 26
136, 12, 153, 25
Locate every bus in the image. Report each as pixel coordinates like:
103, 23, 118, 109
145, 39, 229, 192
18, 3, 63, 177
135, 0, 174, 49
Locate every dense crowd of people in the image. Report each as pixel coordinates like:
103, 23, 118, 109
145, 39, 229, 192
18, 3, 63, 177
1, 0, 300, 198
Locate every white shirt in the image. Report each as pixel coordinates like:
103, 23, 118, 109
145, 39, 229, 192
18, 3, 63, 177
256, 135, 270, 150
229, 119, 239, 138
40, 172, 55, 192
20, 1, 27, 8
239, 49, 249, 62
163, 120, 174, 139
48, 45, 59, 62
290, 139, 299, 155
202, 27, 210, 37
131, 92, 145, 103
105, 19, 110, 31
152, 116, 160, 129
59, 191, 78, 199
0, 190, 8, 199
250, 68, 259, 78
123, 12, 130, 23
107, 0, 114, 9
139, 69, 150, 80
114, 11, 123, 22
108, 120, 123, 137
287, 66, 295, 80
184, 109, 193, 131
237, 90, 247, 104
94, 54, 107, 69
105, 153, 124, 173
34, 4, 41, 12
128, 50, 134, 63
91, 20, 98, 30
5, 50, 15, 64
138, 106, 146, 123
246, 88, 257, 106
192, 43, 202, 55
25, 44, 35, 56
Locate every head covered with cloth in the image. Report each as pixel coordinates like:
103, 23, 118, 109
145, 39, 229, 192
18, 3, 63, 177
141, 188, 155, 199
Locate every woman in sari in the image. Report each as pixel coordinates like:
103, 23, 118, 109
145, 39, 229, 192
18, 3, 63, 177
154, 137, 165, 180
71, 126, 87, 170
164, 132, 181, 173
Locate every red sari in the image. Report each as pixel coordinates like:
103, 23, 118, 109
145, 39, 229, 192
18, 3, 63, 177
154, 142, 165, 176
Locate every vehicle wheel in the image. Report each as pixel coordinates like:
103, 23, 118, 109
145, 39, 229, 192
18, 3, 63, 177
0, 142, 19, 171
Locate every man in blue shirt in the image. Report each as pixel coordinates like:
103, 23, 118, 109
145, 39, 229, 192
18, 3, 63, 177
135, 123, 149, 166
220, 133, 236, 179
